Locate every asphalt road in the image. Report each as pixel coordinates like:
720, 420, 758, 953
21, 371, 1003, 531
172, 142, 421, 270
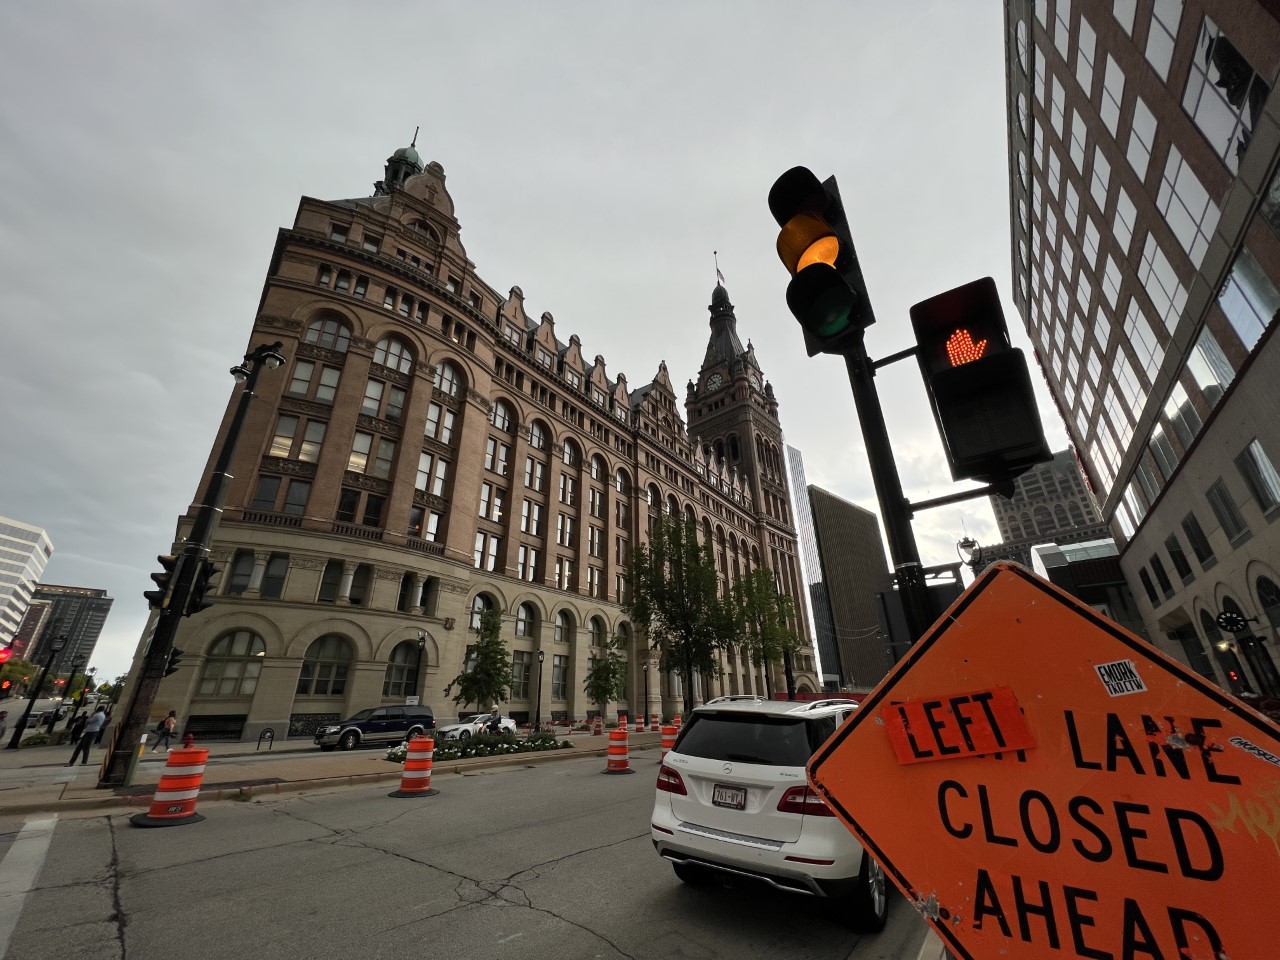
0, 747, 930, 960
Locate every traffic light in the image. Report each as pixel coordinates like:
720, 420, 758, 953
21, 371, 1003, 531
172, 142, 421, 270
910, 277, 1051, 484
185, 558, 220, 617
768, 166, 874, 355
144, 554, 183, 610
164, 648, 185, 678
0, 680, 10, 698
0, 648, 11, 664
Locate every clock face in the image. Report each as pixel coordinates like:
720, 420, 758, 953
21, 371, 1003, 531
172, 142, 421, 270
749, 371, 761, 389
706, 373, 724, 391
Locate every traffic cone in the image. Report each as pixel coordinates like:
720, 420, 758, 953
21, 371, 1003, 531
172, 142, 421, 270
131, 747, 209, 828
593, 715, 603, 736
389, 736, 438, 798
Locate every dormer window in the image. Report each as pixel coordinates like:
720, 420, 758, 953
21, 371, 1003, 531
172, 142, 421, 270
565, 370, 581, 390
329, 223, 348, 243
362, 233, 381, 253
409, 220, 440, 243
537, 348, 554, 369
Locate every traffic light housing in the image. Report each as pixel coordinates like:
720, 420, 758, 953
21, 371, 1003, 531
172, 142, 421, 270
185, 559, 220, 617
0, 680, 10, 698
910, 277, 1051, 484
768, 166, 874, 354
144, 554, 183, 610
0, 648, 11, 664
164, 648, 185, 678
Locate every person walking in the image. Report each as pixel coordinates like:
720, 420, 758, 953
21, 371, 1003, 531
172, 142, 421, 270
68, 706, 107, 766
68, 711, 87, 747
151, 711, 178, 752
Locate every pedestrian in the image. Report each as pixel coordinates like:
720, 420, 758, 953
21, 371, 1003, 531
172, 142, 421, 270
95, 705, 112, 745
0, 710, 7, 740
68, 711, 87, 745
67, 706, 107, 766
151, 710, 178, 751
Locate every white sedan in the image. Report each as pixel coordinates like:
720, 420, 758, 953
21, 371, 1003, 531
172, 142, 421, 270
437, 713, 518, 740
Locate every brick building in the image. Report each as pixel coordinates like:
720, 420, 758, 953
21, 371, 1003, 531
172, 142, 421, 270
130, 144, 818, 741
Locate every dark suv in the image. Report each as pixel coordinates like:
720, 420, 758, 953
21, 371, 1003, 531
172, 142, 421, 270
314, 705, 436, 751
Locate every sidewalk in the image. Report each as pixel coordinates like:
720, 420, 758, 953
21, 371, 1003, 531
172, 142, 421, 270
0, 728, 664, 817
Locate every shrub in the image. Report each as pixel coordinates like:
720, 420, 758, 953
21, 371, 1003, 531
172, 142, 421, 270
384, 731, 568, 763
20, 733, 50, 748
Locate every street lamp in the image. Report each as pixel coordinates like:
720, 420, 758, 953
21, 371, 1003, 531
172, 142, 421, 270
534, 649, 546, 735
100, 340, 288, 786
956, 536, 984, 569
63, 655, 85, 724
642, 661, 652, 728
7, 635, 65, 749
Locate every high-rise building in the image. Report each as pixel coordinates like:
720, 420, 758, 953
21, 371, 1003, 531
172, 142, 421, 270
130, 144, 819, 741
977, 448, 1112, 569
27, 585, 113, 668
1004, 1, 1280, 696
0, 517, 53, 646
11, 599, 52, 660
806, 486, 893, 690
786, 446, 840, 691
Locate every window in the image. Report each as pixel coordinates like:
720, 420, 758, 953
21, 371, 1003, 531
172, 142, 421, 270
362, 380, 385, 418
1114, 0, 1135, 34
349, 433, 395, 479
517, 546, 539, 582
473, 533, 500, 571
335, 271, 351, 292
296, 635, 353, 696
587, 566, 602, 598
565, 370, 581, 390
383, 641, 421, 699
1138, 568, 1159, 605
1149, 554, 1174, 598
588, 487, 604, 518
511, 652, 532, 699
374, 337, 414, 374
329, 223, 348, 243
227, 551, 255, 596
1206, 479, 1249, 542
490, 400, 513, 432
537, 348, 554, 369
288, 362, 341, 404
529, 421, 547, 450
425, 403, 456, 444
1127, 96, 1156, 181
554, 610, 572, 643
283, 481, 310, 516
198, 630, 265, 697
1099, 55, 1123, 136
469, 594, 494, 631
1165, 533, 1194, 583
615, 499, 630, 527
556, 513, 575, 547
1236, 440, 1280, 512
434, 362, 461, 397
270, 416, 299, 459
559, 473, 577, 506
431, 458, 449, 497
479, 482, 504, 521
305, 317, 350, 353
589, 617, 605, 647
516, 603, 538, 638
588, 525, 602, 558
521, 499, 543, 535
353, 276, 368, 299
1182, 18, 1270, 174
1076, 18, 1096, 93
317, 264, 332, 286
523, 455, 544, 490
383, 287, 397, 310
1217, 248, 1280, 353
1157, 147, 1220, 268
552, 655, 568, 700
486, 439, 511, 477
1144, 0, 1182, 81
554, 557, 574, 590
1053, 0, 1071, 57
562, 440, 579, 467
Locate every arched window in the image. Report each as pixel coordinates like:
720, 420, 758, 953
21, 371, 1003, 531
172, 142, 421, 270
227, 551, 255, 596
516, 602, 539, 638
373, 337, 414, 373
562, 439, 579, 466
383, 640, 422, 698
305, 317, 351, 353
1053, 504, 1069, 529
469, 593, 495, 631
554, 610, 574, 643
729, 435, 740, 461
615, 469, 631, 494
1259, 576, 1280, 629
490, 400, 513, 432
434, 361, 461, 397
1068, 502, 1085, 525
529, 421, 548, 450
589, 617, 606, 647
296, 635, 354, 696
408, 220, 440, 243
1033, 505, 1054, 537
647, 485, 660, 508
591, 455, 606, 481
666, 494, 680, 517
197, 630, 265, 697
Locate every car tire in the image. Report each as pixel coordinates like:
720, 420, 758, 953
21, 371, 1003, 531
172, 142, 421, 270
672, 862, 712, 885
459, 730, 471, 742
338, 731, 359, 751
836, 853, 888, 933
405, 726, 424, 743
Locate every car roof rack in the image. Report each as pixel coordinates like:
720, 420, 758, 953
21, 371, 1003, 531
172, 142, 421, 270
790, 698, 862, 713
702, 695, 767, 706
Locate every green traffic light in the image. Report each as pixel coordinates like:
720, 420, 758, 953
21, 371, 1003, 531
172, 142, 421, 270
787, 263, 857, 340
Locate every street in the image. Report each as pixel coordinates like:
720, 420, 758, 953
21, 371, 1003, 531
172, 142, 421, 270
0, 747, 928, 960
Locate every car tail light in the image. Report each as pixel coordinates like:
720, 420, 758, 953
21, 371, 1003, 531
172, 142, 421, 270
656, 764, 687, 796
776, 785, 836, 816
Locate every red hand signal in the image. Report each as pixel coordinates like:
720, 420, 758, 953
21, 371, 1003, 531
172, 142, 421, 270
0, 648, 12, 664
945, 328, 988, 367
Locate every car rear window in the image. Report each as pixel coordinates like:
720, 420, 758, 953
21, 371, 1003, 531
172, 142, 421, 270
674, 712, 836, 766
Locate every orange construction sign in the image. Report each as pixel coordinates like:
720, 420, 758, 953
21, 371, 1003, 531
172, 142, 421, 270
809, 563, 1280, 960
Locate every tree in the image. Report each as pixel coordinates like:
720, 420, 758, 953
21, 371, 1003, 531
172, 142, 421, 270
731, 568, 803, 697
625, 515, 732, 712
443, 609, 513, 711
583, 633, 629, 722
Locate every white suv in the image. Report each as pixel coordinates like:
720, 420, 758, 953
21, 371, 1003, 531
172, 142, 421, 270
650, 696, 886, 932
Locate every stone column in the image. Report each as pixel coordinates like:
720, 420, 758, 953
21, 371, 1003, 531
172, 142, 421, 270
336, 561, 356, 604
243, 553, 269, 598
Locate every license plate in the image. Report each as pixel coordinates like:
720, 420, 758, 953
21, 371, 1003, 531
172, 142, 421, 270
712, 784, 746, 810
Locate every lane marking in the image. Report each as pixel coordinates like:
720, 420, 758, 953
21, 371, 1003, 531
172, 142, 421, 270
0, 815, 57, 958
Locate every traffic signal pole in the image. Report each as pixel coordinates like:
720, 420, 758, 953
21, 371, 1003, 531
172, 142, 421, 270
99, 341, 285, 787
842, 339, 937, 647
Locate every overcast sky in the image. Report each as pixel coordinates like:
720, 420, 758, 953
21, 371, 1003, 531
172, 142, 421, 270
0, 1, 1068, 682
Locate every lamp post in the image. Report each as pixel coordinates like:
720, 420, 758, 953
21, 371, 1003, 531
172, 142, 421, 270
100, 341, 287, 786
7, 636, 66, 749
956, 536, 984, 570
62, 655, 85, 726
642, 662, 650, 728
415, 631, 427, 704
534, 650, 546, 735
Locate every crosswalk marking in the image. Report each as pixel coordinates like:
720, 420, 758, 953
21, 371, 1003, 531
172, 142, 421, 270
0, 816, 57, 958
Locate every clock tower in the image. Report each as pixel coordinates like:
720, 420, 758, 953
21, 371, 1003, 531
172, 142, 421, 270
686, 284, 802, 601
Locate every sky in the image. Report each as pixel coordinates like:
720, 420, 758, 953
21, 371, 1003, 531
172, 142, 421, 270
0, 1, 1068, 682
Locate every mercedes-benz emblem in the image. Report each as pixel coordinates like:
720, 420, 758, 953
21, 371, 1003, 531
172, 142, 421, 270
722, 762, 733, 774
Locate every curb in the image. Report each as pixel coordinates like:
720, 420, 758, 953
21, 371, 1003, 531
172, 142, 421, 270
916, 929, 946, 960
0, 742, 625, 817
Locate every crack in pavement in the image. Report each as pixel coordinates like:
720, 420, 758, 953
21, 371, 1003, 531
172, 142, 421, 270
106, 817, 127, 960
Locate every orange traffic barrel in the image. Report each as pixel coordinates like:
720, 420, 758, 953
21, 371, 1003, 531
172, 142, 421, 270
593, 715, 603, 736
603, 726, 634, 775
131, 747, 209, 828
389, 735, 439, 798
649, 712, 658, 731
634, 714, 643, 734
673, 712, 683, 727
661, 724, 677, 761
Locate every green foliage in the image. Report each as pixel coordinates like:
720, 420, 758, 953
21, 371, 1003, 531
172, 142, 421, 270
384, 731, 564, 764
582, 632, 629, 712
730, 568, 802, 670
20, 733, 49, 747
625, 515, 737, 709
442, 609, 513, 710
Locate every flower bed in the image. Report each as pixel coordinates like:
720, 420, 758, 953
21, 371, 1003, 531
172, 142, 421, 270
384, 731, 570, 764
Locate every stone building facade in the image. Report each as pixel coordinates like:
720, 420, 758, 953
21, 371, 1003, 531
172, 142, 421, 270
130, 144, 818, 741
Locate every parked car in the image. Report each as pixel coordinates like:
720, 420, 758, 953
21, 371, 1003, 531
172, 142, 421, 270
437, 712, 518, 741
314, 705, 435, 751
650, 696, 886, 932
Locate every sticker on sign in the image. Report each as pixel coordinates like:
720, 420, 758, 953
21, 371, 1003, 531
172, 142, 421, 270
808, 562, 1280, 960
